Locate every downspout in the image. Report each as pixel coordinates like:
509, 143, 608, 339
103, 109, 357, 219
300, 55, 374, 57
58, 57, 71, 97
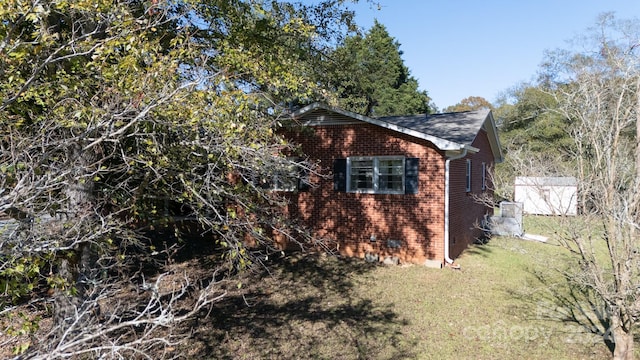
444, 148, 468, 266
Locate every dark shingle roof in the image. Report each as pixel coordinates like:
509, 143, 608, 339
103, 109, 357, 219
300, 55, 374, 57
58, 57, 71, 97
292, 103, 502, 162
376, 109, 490, 145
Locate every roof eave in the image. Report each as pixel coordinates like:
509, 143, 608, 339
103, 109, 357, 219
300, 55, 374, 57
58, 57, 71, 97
481, 111, 504, 163
292, 102, 370, 123
445, 145, 480, 157
372, 119, 469, 151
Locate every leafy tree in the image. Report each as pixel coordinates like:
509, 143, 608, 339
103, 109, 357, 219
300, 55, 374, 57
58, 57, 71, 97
327, 20, 432, 116
491, 84, 575, 199
531, 13, 640, 359
495, 85, 572, 152
0, 0, 355, 357
444, 96, 493, 112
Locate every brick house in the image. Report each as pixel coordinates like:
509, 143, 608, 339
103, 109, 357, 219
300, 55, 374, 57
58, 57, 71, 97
283, 102, 503, 267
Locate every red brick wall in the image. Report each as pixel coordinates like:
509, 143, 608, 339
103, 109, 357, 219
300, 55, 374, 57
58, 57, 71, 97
285, 121, 446, 264
447, 129, 495, 259
283, 112, 496, 265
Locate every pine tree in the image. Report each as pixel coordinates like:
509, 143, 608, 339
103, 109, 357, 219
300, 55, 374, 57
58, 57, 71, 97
328, 20, 432, 116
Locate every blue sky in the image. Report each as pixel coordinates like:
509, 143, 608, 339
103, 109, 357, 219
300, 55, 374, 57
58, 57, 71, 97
344, 0, 640, 110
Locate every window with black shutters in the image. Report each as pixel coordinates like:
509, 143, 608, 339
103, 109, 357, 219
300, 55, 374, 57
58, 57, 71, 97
333, 156, 419, 195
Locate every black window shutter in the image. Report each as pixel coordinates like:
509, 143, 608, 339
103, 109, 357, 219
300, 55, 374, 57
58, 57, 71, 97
298, 165, 310, 192
333, 158, 347, 192
252, 173, 271, 189
405, 158, 419, 194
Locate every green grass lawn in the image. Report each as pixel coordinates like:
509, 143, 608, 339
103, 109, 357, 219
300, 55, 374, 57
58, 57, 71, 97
182, 216, 615, 359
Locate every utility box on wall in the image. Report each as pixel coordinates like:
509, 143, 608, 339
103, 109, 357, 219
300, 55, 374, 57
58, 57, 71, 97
514, 177, 577, 216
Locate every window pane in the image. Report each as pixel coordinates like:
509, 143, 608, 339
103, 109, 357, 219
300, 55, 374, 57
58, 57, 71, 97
273, 163, 297, 191
378, 159, 403, 191
350, 159, 374, 190
465, 159, 471, 192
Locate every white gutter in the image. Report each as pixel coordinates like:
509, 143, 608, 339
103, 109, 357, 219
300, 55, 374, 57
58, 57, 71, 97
444, 148, 468, 265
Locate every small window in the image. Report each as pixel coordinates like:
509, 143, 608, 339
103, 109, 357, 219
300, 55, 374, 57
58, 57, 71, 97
481, 162, 486, 191
262, 160, 308, 192
347, 156, 405, 194
465, 159, 472, 192
541, 188, 551, 203
271, 163, 298, 191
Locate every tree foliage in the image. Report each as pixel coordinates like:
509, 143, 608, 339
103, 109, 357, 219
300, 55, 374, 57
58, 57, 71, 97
327, 20, 432, 116
497, 86, 572, 154
491, 84, 575, 199
508, 13, 640, 359
0, 0, 356, 357
444, 96, 493, 113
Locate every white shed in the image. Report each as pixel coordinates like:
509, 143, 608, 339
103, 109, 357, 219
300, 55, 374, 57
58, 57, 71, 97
514, 177, 578, 216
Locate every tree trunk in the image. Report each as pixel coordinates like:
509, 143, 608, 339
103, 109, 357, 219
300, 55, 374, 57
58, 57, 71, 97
611, 314, 635, 360
54, 142, 98, 327
636, 78, 640, 190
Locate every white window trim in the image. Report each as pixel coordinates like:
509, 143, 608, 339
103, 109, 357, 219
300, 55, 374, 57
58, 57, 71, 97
271, 173, 298, 192
465, 159, 472, 192
347, 156, 405, 194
